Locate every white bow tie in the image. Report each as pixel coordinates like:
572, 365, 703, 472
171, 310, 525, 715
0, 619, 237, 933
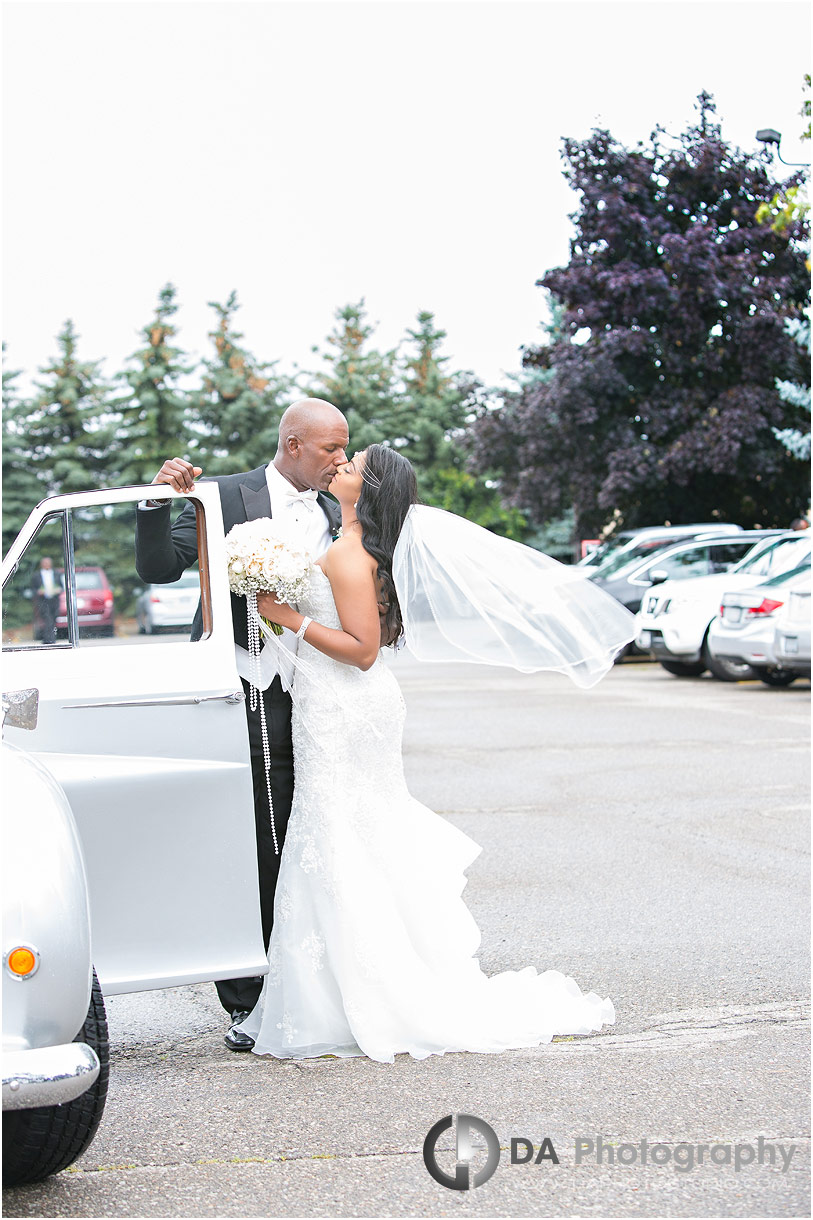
284, 487, 318, 510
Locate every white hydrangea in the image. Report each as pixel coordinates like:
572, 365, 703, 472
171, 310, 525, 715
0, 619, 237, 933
225, 517, 312, 607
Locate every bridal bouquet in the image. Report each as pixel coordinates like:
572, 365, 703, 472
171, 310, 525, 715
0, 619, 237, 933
225, 518, 312, 634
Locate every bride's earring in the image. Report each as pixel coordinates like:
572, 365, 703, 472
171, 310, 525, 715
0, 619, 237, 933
353, 501, 358, 508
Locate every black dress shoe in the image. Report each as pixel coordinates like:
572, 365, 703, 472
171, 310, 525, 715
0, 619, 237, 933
224, 1009, 255, 1052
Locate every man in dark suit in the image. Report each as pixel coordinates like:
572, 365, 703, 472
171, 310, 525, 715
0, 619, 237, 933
135, 398, 348, 1050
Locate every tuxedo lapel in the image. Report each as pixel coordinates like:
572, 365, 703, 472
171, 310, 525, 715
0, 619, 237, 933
239, 468, 272, 523
317, 492, 342, 536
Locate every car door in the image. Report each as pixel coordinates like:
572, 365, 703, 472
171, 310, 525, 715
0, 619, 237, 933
2, 484, 267, 995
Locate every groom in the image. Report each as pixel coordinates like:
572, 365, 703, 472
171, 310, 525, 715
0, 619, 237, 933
135, 398, 348, 1050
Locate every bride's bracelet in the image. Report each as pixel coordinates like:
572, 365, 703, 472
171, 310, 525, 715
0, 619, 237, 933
296, 616, 313, 642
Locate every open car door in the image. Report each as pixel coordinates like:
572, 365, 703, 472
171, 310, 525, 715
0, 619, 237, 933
2, 484, 267, 995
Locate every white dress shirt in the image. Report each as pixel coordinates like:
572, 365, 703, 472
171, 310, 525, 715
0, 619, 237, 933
234, 463, 332, 690
138, 464, 333, 690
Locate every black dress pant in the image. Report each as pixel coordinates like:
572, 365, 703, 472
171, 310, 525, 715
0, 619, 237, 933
37, 594, 59, 644
215, 675, 295, 1016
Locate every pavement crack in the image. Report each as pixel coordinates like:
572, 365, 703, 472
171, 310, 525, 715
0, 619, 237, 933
73, 1147, 431, 1177
510, 1000, 810, 1056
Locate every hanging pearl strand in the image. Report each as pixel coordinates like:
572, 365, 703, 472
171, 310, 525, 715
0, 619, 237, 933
246, 590, 279, 856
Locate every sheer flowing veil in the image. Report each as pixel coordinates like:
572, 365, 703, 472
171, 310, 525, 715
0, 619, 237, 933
392, 505, 636, 688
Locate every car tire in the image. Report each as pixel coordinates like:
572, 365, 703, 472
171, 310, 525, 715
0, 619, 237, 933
659, 659, 708, 677
758, 668, 797, 687
701, 640, 759, 683
2, 970, 109, 1186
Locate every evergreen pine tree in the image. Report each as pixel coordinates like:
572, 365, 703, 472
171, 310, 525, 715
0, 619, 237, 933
116, 284, 193, 484
25, 320, 114, 497
398, 311, 467, 493
399, 312, 527, 536
306, 301, 402, 449
2, 351, 44, 558
192, 291, 292, 473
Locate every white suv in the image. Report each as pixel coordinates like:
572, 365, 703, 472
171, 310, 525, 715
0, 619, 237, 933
634, 533, 812, 679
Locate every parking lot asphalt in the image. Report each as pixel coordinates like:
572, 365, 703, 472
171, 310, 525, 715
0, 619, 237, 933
4, 659, 810, 1218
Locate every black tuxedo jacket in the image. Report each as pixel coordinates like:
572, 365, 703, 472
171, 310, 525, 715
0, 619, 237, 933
134, 466, 342, 650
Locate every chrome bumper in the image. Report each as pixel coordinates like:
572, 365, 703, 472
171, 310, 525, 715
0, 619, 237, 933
3, 1042, 99, 1110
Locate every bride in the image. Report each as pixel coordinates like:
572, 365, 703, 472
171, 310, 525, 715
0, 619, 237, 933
236, 444, 633, 1062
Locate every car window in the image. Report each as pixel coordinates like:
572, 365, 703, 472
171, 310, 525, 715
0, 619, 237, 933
759, 560, 812, 588
1, 514, 71, 649
737, 536, 811, 579
163, 571, 201, 589
3, 500, 208, 648
75, 570, 104, 590
647, 545, 712, 580
594, 538, 683, 579
708, 540, 758, 572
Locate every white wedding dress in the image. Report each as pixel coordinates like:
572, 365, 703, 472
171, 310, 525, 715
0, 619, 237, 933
237, 565, 615, 1063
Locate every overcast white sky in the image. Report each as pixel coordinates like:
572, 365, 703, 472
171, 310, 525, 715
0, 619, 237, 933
2, 0, 810, 395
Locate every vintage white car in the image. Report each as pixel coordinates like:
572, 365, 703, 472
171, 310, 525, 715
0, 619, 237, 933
2, 484, 267, 1184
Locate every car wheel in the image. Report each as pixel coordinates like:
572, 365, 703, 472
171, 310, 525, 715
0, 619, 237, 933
659, 659, 708, 677
701, 640, 759, 683
758, 668, 797, 687
2, 970, 109, 1186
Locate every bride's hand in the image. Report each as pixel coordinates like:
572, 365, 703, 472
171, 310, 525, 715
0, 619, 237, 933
256, 591, 298, 630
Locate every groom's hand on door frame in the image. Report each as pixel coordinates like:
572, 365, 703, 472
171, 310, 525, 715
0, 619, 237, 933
151, 457, 203, 494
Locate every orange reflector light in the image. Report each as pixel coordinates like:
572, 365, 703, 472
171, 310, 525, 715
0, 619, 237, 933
7, 947, 37, 977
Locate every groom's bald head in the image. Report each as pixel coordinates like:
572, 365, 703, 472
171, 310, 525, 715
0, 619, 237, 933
274, 398, 349, 492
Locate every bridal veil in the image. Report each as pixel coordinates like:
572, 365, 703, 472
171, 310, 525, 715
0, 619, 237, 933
392, 505, 636, 688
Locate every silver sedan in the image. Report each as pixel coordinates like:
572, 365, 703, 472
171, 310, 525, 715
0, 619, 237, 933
706, 561, 811, 686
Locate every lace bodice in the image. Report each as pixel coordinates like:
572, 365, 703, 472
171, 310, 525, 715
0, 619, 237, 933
278, 562, 408, 917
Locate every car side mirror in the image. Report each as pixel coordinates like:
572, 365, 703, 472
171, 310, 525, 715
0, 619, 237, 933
2, 687, 39, 731
649, 569, 670, 585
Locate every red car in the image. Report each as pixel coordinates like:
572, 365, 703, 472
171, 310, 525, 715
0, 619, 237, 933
56, 566, 115, 638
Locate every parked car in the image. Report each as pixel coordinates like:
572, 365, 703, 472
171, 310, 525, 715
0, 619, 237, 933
634, 533, 812, 680
2, 483, 265, 1184
55, 566, 114, 638
577, 523, 744, 572
706, 562, 811, 685
589, 531, 782, 614
772, 573, 811, 679
136, 570, 200, 634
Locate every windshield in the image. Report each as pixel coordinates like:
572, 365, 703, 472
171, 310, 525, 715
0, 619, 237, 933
161, 571, 200, 589
755, 559, 812, 588
735, 536, 810, 579
592, 537, 693, 580
75, 570, 104, 590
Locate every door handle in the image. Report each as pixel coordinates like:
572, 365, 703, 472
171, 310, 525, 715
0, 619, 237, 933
63, 690, 246, 710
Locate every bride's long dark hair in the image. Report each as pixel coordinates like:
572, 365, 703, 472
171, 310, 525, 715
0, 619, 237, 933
356, 444, 419, 646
